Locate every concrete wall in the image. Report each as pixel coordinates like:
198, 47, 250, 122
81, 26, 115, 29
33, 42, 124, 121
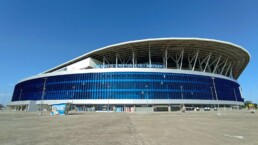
135, 107, 153, 112
28, 101, 39, 112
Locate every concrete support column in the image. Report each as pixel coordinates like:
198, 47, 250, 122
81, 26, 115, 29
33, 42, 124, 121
168, 105, 171, 112
176, 63, 179, 69
93, 105, 95, 112
188, 64, 192, 70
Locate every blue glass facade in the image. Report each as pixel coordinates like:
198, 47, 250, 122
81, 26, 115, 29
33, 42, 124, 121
11, 72, 243, 103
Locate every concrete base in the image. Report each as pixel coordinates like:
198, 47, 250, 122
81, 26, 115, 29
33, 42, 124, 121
7, 101, 39, 112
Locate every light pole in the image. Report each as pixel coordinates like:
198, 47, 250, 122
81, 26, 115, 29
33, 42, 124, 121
233, 88, 238, 110
72, 85, 75, 111
82, 83, 85, 111
162, 74, 169, 100
145, 84, 149, 107
40, 78, 47, 116
161, 81, 164, 99
212, 77, 220, 111
210, 87, 215, 109
180, 86, 184, 109
107, 85, 110, 111
18, 89, 23, 111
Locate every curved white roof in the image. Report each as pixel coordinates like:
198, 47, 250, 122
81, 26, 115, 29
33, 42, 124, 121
43, 38, 250, 79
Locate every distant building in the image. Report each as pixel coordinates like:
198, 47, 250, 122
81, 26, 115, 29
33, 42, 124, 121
8, 38, 250, 112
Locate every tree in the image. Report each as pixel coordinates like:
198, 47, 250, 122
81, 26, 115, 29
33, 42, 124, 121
244, 101, 252, 108
244, 101, 257, 109
0, 104, 5, 110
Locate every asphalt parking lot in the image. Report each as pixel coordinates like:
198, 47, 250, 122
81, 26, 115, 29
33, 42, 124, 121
0, 110, 257, 145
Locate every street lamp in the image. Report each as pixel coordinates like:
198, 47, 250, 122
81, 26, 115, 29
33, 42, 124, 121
145, 84, 149, 107
180, 86, 184, 109
19, 89, 23, 111
212, 77, 220, 111
233, 88, 238, 110
107, 85, 110, 111
160, 81, 164, 98
72, 85, 76, 111
210, 87, 216, 108
40, 78, 47, 116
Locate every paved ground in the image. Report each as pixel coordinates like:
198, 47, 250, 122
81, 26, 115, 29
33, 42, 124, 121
0, 110, 257, 145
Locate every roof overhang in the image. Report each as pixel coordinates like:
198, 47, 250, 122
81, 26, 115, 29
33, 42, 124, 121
42, 38, 250, 79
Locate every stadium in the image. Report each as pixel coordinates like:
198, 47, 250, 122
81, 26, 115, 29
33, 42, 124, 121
8, 38, 250, 112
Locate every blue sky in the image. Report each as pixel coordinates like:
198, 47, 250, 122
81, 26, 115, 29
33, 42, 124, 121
0, 0, 257, 104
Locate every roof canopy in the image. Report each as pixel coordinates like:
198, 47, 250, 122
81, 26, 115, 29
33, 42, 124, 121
43, 38, 250, 79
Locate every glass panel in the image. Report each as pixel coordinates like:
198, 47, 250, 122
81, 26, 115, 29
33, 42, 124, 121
11, 72, 243, 102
